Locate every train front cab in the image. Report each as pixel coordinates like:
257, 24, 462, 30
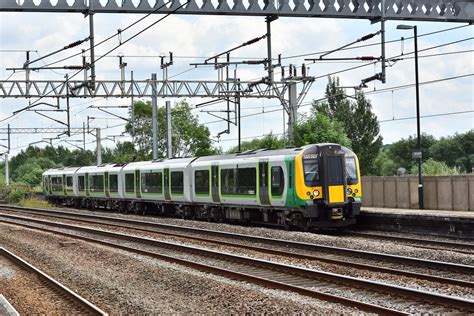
295, 144, 361, 229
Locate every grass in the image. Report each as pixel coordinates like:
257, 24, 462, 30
18, 197, 53, 209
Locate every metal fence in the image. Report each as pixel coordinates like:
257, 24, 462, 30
362, 175, 474, 211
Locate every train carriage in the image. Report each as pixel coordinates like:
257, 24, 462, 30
42, 143, 362, 230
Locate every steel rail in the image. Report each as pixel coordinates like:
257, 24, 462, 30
0, 213, 473, 313
1, 206, 472, 289
0, 247, 107, 316
0, 216, 403, 315
2, 205, 472, 275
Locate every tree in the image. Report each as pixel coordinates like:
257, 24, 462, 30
13, 157, 57, 185
125, 100, 219, 159
227, 132, 285, 153
373, 149, 398, 176
102, 141, 138, 164
430, 130, 473, 173
313, 76, 383, 175
63, 149, 96, 166
386, 133, 436, 171
293, 112, 351, 147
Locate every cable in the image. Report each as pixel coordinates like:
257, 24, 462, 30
311, 36, 473, 80
200, 72, 473, 125
379, 110, 473, 123
39, 0, 175, 69
24, 0, 190, 110
281, 24, 471, 60
246, 35, 473, 82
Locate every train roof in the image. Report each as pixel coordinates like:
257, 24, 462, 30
42, 167, 81, 176
122, 157, 196, 171
42, 144, 357, 176
194, 144, 356, 162
74, 164, 119, 174
194, 146, 306, 162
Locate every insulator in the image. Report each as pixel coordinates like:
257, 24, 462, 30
244, 35, 265, 46
64, 38, 86, 49
360, 32, 378, 41
64, 65, 83, 70
358, 56, 378, 61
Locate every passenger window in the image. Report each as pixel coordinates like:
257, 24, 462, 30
171, 171, 184, 194
66, 176, 73, 189
271, 166, 284, 196
142, 172, 163, 193
221, 167, 256, 195
109, 174, 119, 192
90, 175, 104, 192
221, 169, 236, 195
78, 176, 85, 191
125, 173, 135, 193
195, 170, 210, 195
237, 168, 256, 195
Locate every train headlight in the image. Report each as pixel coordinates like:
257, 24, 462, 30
354, 189, 359, 193
347, 188, 352, 195
313, 190, 320, 197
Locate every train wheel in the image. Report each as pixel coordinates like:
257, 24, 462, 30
133, 203, 145, 215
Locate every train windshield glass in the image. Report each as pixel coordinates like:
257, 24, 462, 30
346, 157, 358, 185
303, 158, 319, 186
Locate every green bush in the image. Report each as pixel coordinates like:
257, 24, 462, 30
6, 186, 31, 204
410, 159, 464, 176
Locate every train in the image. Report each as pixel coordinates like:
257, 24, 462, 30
42, 143, 362, 230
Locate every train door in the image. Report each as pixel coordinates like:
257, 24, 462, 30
63, 175, 67, 196
259, 161, 270, 205
163, 168, 171, 201
135, 170, 141, 198
48, 175, 52, 194
85, 173, 90, 196
211, 163, 220, 203
105, 172, 110, 197
325, 155, 346, 204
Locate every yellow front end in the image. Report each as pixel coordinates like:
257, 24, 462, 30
328, 185, 345, 204
345, 155, 362, 203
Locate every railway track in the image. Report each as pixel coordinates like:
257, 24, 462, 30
1, 205, 473, 279
0, 247, 106, 315
1, 206, 473, 285
347, 230, 474, 254
0, 208, 473, 314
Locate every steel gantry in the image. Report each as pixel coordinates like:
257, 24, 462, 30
0, 0, 472, 22
0, 79, 314, 99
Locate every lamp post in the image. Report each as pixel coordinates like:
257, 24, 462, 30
397, 24, 423, 209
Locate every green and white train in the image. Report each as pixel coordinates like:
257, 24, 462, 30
43, 143, 362, 230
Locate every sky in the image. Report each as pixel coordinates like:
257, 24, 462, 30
0, 4, 473, 157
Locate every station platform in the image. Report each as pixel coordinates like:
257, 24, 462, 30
356, 207, 474, 238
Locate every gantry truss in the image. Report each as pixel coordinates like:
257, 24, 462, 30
0, 79, 314, 99
0, 0, 472, 22
0, 128, 84, 134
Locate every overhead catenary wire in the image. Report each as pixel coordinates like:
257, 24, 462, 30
281, 24, 471, 61
38, 0, 175, 69
19, 0, 191, 111
2, 25, 471, 152
199, 72, 473, 125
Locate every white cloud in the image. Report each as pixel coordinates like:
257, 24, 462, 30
0, 11, 473, 155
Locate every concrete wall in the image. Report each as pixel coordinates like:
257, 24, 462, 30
361, 175, 473, 211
